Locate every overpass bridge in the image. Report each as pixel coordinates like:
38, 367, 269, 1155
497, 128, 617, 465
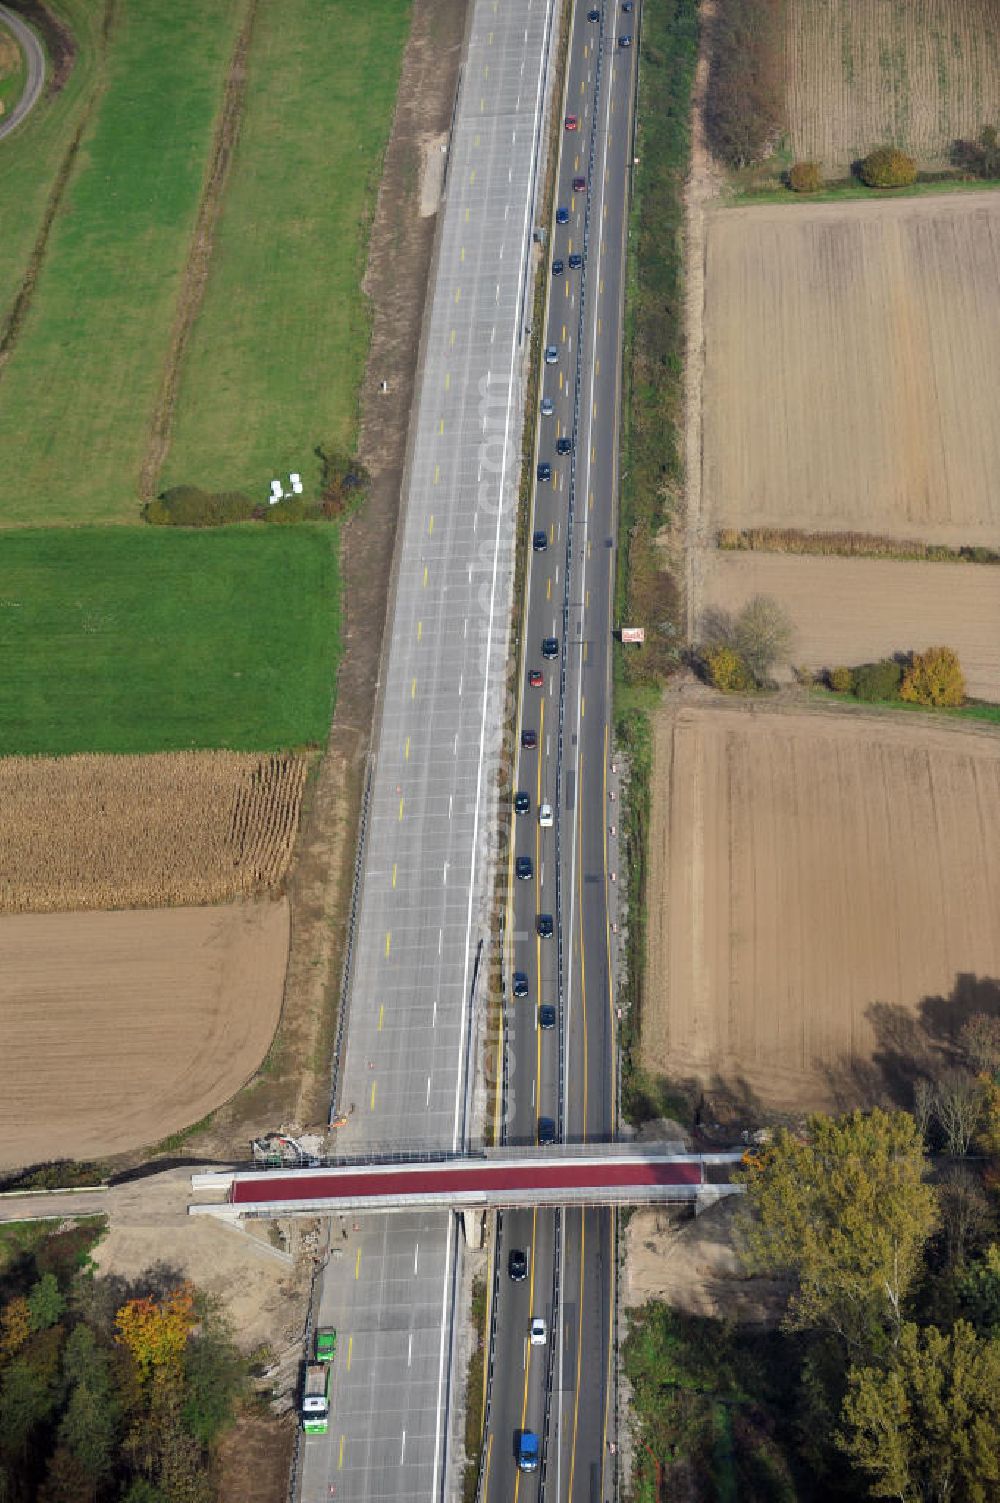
188, 1146, 745, 1222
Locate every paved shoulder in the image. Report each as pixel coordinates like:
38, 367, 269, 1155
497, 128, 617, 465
0, 3, 46, 143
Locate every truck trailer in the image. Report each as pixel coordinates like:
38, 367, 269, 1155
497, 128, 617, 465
302, 1362, 331, 1434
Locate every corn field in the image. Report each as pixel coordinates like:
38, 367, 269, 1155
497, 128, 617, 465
0, 751, 307, 912
786, 0, 1000, 170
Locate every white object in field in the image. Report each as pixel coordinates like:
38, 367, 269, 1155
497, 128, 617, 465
621, 626, 645, 644
291, 478, 304, 495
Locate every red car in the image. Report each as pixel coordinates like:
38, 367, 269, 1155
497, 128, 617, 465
565, 115, 578, 131
528, 669, 543, 688
572, 176, 586, 192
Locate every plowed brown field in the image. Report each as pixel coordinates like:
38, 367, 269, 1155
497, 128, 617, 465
0, 751, 306, 912
703, 194, 1000, 548
0, 900, 289, 1169
644, 705, 1000, 1112
701, 552, 1000, 701
787, 0, 1000, 171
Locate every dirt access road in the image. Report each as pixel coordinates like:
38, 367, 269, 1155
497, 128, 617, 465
0, 4, 44, 140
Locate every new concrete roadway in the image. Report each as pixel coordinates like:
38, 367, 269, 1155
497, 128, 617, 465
483, 0, 638, 1496
299, 0, 559, 1496
0, 5, 45, 143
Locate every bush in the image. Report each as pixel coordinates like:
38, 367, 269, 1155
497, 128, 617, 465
145, 487, 255, 527
859, 146, 917, 189
789, 160, 822, 193
704, 0, 784, 169
829, 666, 853, 694
952, 125, 1000, 180
852, 658, 903, 702
707, 645, 753, 693
900, 646, 965, 708
733, 594, 794, 685
316, 445, 370, 517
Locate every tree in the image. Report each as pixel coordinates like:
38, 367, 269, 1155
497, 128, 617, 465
932, 1071, 984, 1156
733, 594, 794, 685
737, 1110, 937, 1357
852, 658, 902, 702
181, 1305, 246, 1446
957, 1245, 1000, 1335
859, 146, 917, 188
959, 1013, 1000, 1079
115, 1284, 195, 1386
900, 646, 965, 707
706, 644, 753, 693
0, 1298, 31, 1363
38, 1447, 96, 1503
28, 1275, 65, 1334
0, 1358, 58, 1463
789, 160, 822, 192
839, 1321, 1000, 1501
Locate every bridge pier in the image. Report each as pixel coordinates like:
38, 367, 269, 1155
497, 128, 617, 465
460, 1209, 485, 1248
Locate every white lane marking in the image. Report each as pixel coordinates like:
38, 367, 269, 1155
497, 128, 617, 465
443, 861, 449, 884
431, 1229, 454, 1498
408, 1334, 414, 1367
433, 998, 437, 1026
438, 928, 443, 956
401, 1431, 406, 1463
426, 1076, 432, 1104
414, 1243, 419, 1275
449, 794, 454, 818
459, 674, 463, 696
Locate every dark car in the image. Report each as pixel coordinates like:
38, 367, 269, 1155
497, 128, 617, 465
521, 729, 537, 750
537, 462, 551, 482
552, 258, 564, 276
565, 115, 579, 131
508, 1248, 528, 1281
587, 7, 600, 18
514, 791, 530, 814
556, 436, 572, 455
516, 856, 533, 881
622, 1, 634, 10
533, 529, 549, 552
542, 637, 559, 660
513, 972, 529, 998
538, 1117, 557, 1145
572, 176, 586, 192
539, 1004, 556, 1029
528, 668, 543, 688
537, 913, 553, 938
618, 32, 632, 45
568, 252, 583, 270
555, 206, 570, 225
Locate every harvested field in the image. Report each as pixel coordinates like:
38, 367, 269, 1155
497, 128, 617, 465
645, 704, 1000, 1113
0, 752, 306, 912
703, 193, 1000, 549
786, 0, 1000, 172
0, 900, 288, 1168
701, 551, 1000, 701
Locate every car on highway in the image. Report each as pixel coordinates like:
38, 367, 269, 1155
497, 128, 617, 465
508, 1249, 528, 1281
622, 1, 634, 10
568, 252, 583, 270
538, 1117, 557, 1145
545, 344, 559, 363
540, 398, 554, 417
512, 971, 529, 998
530, 1318, 547, 1346
587, 7, 600, 18
618, 32, 632, 45
537, 913, 553, 938
555, 206, 570, 225
572, 175, 586, 192
537, 462, 551, 482
552, 258, 564, 275
542, 636, 559, 659
528, 668, 543, 688
533, 529, 549, 551
514, 790, 530, 813
539, 1003, 556, 1029
539, 801, 553, 827
522, 729, 537, 750
565, 114, 578, 130
516, 856, 533, 881
556, 436, 572, 454
516, 1431, 540, 1472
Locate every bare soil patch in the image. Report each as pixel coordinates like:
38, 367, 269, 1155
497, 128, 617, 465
701, 551, 1000, 701
644, 702, 1000, 1114
0, 900, 288, 1169
703, 193, 1000, 549
786, 0, 1000, 172
0, 751, 306, 912
625, 1201, 785, 1323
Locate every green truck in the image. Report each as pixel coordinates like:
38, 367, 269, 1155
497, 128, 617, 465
315, 1326, 337, 1362
302, 1362, 331, 1434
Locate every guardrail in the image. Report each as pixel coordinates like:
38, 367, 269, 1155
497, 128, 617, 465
473, 1210, 505, 1503
538, 1205, 562, 1499
328, 764, 374, 1124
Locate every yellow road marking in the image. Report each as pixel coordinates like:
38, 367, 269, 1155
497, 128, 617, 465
547, 577, 551, 600
347, 1335, 353, 1370
339, 1435, 345, 1469
385, 931, 392, 956
392, 864, 397, 890
405, 736, 410, 760
460, 246, 465, 263
411, 677, 417, 699
470, 168, 476, 184
428, 514, 434, 535
581, 696, 585, 718
583, 640, 589, 663
378, 1003, 385, 1031
439, 418, 445, 433
454, 287, 461, 304
562, 323, 566, 341
370, 1081, 376, 1110
355, 1249, 362, 1279
598, 317, 602, 335
465, 206, 470, 223
450, 328, 456, 346
399, 797, 405, 821
423, 565, 428, 587
417, 620, 423, 642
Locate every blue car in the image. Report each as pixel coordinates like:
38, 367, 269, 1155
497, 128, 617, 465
556, 206, 570, 225
552, 258, 564, 275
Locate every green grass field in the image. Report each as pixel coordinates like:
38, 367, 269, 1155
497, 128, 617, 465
159, 0, 409, 502
0, 0, 245, 524
0, 527, 340, 755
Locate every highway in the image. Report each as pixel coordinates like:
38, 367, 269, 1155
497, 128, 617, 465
299, 0, 560, 1496
483, 0, 637, 1496
0, 4, 45, 143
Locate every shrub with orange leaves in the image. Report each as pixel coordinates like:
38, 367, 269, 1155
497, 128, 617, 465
115, 1283, 196, 1383
0, 1296, 31, 1361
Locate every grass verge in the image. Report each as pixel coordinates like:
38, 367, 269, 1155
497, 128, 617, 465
0, 527, 340, 755
810, 686, 1000, 727
462, 1276, 488, 1503
723, 172, 1000, 207
159, 0, 410, 503
615, 0, 698, 1125
0, 0, 245, 523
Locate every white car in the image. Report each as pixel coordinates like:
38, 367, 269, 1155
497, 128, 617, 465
539, 802, 553, 828
530, 1317, 547, 1346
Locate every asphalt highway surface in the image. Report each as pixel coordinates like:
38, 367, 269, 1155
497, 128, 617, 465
483, 0, 637, 1497
0, 4, 45, 142
300, 0, 559, 1496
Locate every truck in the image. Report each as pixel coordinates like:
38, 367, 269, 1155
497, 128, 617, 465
315, 1326, 337, 1363
302, 1362, 331, 1434
516, 1431, 540, 1472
